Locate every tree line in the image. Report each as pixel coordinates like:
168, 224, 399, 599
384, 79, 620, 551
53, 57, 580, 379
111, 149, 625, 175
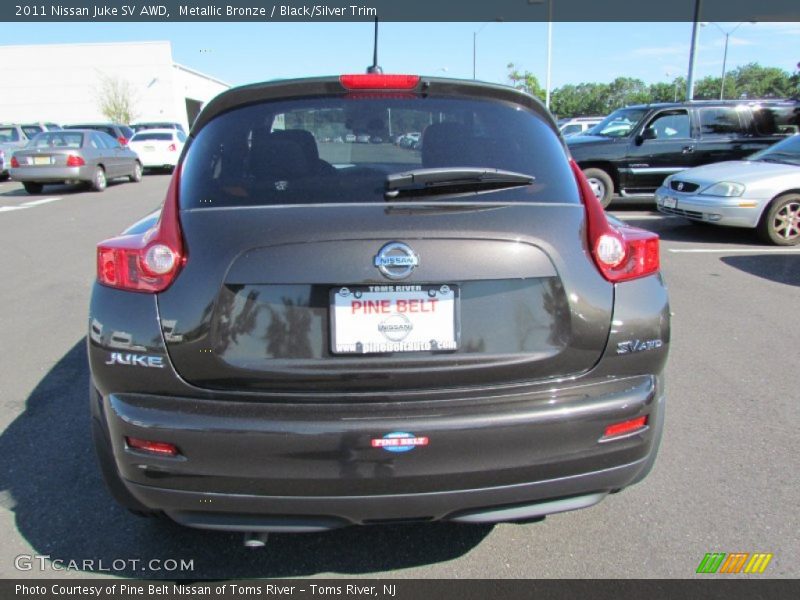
507, 62, 800, 119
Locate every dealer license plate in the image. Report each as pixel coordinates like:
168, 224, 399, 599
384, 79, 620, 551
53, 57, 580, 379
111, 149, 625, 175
33, 156, 51, 165
331, 284, 458, 354
662, 196, 677, 209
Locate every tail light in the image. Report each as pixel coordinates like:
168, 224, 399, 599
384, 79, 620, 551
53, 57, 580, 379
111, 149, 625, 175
339, 74, 420, 90
66, 154, 85, 167
97, 166, 185, 293
10, 155, 19, 168
167, 143, 177, 152
570, 160, 660, 283
117, 136, 129, 146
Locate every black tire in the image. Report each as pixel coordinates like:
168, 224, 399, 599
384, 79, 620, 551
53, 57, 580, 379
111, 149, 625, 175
582, 168, 614, 208
129, 161, 143, 183
90, 166, 107, 192
22, 182, 44, 194
757, 193, 800, 246
0, 171, 10, 182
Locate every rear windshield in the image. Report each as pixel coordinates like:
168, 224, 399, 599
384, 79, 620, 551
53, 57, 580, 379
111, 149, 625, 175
22, 125, 43, 138
180, 95, 578, 209
131, 132, 173, 141
30, 132, 84, 148
0, 127, 21, 142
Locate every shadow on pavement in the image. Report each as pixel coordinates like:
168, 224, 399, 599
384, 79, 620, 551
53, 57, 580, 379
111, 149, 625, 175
720, 254, 800, 287
646, 221, 763, 245
0, 339, 492, 579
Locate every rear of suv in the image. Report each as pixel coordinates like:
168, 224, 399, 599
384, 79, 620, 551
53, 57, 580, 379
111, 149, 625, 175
568, 99, 800, 207
88, 74, 669, 535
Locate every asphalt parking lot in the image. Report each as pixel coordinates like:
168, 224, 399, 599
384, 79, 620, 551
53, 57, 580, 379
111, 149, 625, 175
0, 174, 797, 579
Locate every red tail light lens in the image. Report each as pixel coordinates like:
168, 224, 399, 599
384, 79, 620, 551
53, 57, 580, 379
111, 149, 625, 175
118, 136, 129, 146
167, 143, 177, 152
97, 166, 185, 293
570, 160, 660, 282
125, 437, 180, 456
10, 155, 19, 168
339, 74, 420, 90
66, 154, 85, 167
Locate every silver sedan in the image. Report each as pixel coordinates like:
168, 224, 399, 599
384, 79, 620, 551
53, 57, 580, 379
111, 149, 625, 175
9, 129, 142, 194
655, 135, 800, 245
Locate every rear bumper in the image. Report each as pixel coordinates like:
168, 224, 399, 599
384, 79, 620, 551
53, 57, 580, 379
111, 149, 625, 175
10, 165, 91, 183
98, 374, 665, 531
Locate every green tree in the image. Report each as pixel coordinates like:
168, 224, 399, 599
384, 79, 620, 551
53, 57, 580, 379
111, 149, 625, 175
96, 74, 138, 124
728, 63, 793, 98
506, 63, 545, 101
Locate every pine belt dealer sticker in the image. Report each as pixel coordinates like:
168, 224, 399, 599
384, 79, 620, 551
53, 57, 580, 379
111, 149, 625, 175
371, 432, 429, 453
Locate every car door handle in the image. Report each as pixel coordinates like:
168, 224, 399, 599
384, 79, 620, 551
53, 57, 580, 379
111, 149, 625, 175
682, 145, 695, 154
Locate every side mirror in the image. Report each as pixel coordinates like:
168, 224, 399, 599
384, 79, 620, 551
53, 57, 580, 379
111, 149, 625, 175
641, 127, 658, 141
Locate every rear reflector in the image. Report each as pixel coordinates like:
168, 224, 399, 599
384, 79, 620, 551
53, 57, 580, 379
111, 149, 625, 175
125, 437, 179, 456
66, 154, 85, 167
10, 155, 19, 168
340, 74, 420, 90
603, 416, 648, 439
570, 160, 660, 282
97, 165, 185, 293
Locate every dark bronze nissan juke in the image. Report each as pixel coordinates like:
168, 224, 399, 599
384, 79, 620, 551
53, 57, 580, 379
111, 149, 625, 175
88, 74, 669, 538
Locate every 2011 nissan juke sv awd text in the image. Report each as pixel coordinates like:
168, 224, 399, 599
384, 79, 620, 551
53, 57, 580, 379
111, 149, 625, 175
88, 74, 670, 539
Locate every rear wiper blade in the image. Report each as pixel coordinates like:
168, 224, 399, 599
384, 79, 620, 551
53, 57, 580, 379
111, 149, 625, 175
385, 167, 534, 198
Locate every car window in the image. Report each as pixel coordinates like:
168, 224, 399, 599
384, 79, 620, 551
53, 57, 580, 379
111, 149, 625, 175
22, 126, 43, 138
561, 124, 582, 135
0, 127, 21, 142
699, 107, 748, 137
177, 131, 187, 142
646, 110, 691, 139
31, 132, 84, 149
121, 126, 135, 139
181, 96, 578, 209
587, 108, 648, 138
132, 132, 174, 142
97, 132, 119, 148
751, 106, 800, 136
748, 134, 800, 166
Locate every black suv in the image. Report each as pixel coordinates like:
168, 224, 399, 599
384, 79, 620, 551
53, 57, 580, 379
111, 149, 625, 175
567, 100, 800, 207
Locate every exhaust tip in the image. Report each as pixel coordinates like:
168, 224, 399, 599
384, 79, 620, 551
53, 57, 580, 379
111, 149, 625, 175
243, 532, 269, 548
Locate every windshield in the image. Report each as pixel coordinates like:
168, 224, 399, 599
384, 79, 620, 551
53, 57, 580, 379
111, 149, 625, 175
749, 135, 800, 166
180, 95, 578, 209
586, 108, 648, 138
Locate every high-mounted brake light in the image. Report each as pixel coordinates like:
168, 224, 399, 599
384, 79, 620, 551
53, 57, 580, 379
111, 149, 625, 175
570, 160, 660, 283
339, 74, 420, 90
66, 154, 85, 167
10, 155, 19, 168
97, 165, 185, 293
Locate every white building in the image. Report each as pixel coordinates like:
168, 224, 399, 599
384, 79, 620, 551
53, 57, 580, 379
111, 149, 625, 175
0, 41, 229, 130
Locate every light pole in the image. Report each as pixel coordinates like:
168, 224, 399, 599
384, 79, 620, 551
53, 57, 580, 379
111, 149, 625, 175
703, 21, 755, 99
528, 0, 553, 110
686, 0, 702, 101
473, 21, 500, 80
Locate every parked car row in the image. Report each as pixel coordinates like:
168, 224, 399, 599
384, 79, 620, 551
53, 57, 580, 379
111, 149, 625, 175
3, 125, 186, 194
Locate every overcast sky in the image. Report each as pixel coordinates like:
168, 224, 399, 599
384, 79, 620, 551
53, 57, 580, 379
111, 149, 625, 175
2, 21, 798, 88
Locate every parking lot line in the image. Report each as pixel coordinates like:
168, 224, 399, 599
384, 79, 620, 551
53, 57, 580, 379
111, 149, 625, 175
20, 197, 63, 208
0, 206, 25, 212
668, 248, 800, 253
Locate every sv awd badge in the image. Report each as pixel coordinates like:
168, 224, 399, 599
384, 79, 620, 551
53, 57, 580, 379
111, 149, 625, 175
105, 352, 165, 368
616, 339, 663, 354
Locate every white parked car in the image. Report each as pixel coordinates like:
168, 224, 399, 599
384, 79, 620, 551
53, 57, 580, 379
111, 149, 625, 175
128, 128, 186, 171
655, 135, 800, 245
559, 117, 604, 137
